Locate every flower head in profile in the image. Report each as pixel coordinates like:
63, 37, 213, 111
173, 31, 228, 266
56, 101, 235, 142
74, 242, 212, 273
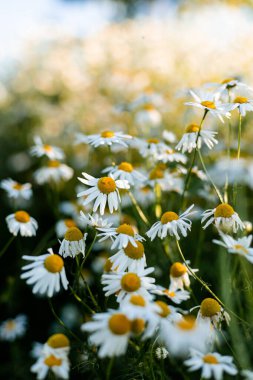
76, 130, 132, 148
152, 286, 190, 304
169, 262, 197, 291
34, 160, 73, 185
43, 333, 70, 357
213, 233, 253, 263
21, 249, 69, 297
97, 223, 145, 250
31, 353, 70, 380
77, 173, 129, 215
201, 203, 244, 233
6, 210, 38, 237
0, 314, 27, 342
55, 219, 77, 238
184, 349, 237, 380
30, 136, 65, 160
175, 123, 218, 153
197, 298, 230, 329
227, 88, 253, 116
109, 240, 147, 272
102, 162, 146, 185
0, 178, 32, 201
59, 227, 87, 258
146, 205, 195, 241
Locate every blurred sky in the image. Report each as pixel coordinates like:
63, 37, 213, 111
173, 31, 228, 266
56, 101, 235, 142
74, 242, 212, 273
0, 0, 176, 64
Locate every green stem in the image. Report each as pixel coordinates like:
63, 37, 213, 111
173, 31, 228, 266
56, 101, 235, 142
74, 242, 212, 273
106, 357, 114, 380
69, 285, 95, 314
237, 112, 242, 160
0, 235, 15, 258
128, 191, 150, 226
197, 149, 223, 203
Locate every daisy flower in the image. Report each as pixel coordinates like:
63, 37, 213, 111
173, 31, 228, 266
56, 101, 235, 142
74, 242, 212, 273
132, 185, 155, 207
34, 160, 73, 185
102, 162, 146, 185
59, 227, 87, 258
55, 219, 77, 238
197, 298, 230, 329
97, 223, 144, 250
156, 148, 187, 164
185, 90, 231, 123
135, 104, 162, 128
201, 203, 245, 233
0, 178, 32, 201
208, 77, 253, 98
21, 249, 69, 297
6, 210, 38, 237
184, 349, 238, 380
81, 310, 132, 358
101, 267, 156, 303
77, 173, 130, 215
80, 211, 113, 229
163, 315, 210, 357
137, 137, 171, 160
152, 286, 190, 304
30, 136, 65, 160
213, 233, 253, 263
175, 123, 218, 153
31, 353, 70, 380
109, 240, 147, 272
0, 314, 27, 341
146, 205, 195, 241
43, 333, 70, 357
76, 130, 132, 148
169, 262, 197, 291
228, 90, 253, 116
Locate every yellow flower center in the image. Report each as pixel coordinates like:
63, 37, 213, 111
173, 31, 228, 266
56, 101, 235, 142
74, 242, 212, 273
203, 354, 219, 364
201, 100, 216, 109
222, 78, 235, 84
149, 168, 164, 180
141, 186, 151, 193
104, 258, 113, 272
108, 314, 131, 335
47, 160, 60, 168
14, 211, 30, 223
234, 96, 248, 104
116, 224, 135, 236
163, 289, 175, 298
64, 219, 76, 228
121, 273, 141, 292
233, 244, 248, 254
155, 301, 171, 318
47, 333, 70, 348
44, 254, 64, 273
129, 294, 146, 307
147, 138, 159, 144
118, 162, 133, 173
64, 227, 83, 241
200, 298, 221, 317
185, 123, 200, 133
101, 130, 115, 138
177, 315, 196, 330
170, 262, 187, 278
43, 144, 53, 152
44, 355, 62, 367
97, 177, 116, 194
13, 183, 23, 190
143, 103, 155, 111
5, 320, 16, 331
214, 203, 234, 218
161, 211, 179, 224
124, 241, 144, 260
131, 318, 145, 334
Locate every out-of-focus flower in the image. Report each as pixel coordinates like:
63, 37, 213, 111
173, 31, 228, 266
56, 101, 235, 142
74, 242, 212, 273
21, 249, 69, 297
34, 160, 73, 185
176, 124, 218, 153
30, 136, 65, 160
31, 353, 70, 380
55, 219, 77, 238
102, 162, 146, 185
213, 233, 253, 263
59, 227, 87, 258
0, 178, 32, 201
197, 298, 230, 329
76, 130, 132, 148
201, 203, 245, 233
0, 314, 27, 341
169, 262, 197, 291
6, 210, 38, 237
152, 286, 190, 304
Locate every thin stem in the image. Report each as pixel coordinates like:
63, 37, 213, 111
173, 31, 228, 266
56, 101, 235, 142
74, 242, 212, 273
237, 112, 242, 160
197, 149, 223, 203
69, 285, 95, 314
0, 235, 15, 258
80, 233, 97, 270
48, 299, 83, 343
180, 110, 207, 208
128, 191, 150, 226
106, 357, 114, 380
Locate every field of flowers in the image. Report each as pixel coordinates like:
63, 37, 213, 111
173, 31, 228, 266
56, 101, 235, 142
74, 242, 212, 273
2, 4, 253, 380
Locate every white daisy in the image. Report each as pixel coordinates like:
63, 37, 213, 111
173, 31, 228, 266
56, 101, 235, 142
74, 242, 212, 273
80, 211, 113, 229
55, 219, 77, 238
101, 267, 156, 303
185, 90, 231, 123
146, 205, 195, 241
175, 123, 218, 153
30, 136, 65, 160
132, 185, 155, 207
213, 233, 253, 263
102, 162, 146, 185
6, 210, 38, 237
152, 286, 190, 304
201, 203, 245, 233
77, 173, 130, 215
43, 333, 70, 357
0, 178, 32, 200
109, 240, 147, 272
59, 227, 87, 258
0, 314, 27, 341
21, 248, 69, 297
76, 130, 132, 148
169, 262, 197, 291
135, 104, 162, 128
31, 353, 70, 380
208, 77, 253, 98
156, 148, 187, 164
34, 160, 73, 185
197, 298, 230, 330
97, 223, 144, 250
81, 310, 132, 358
184, 349, 238, 380
136, 137, 171, 160
228, 92, 253, 116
